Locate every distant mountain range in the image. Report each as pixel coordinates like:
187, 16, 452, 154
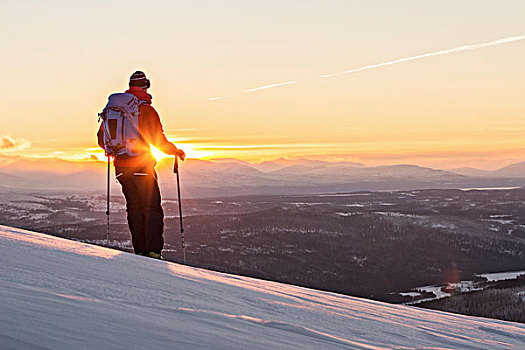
1, 156, 525, 198
450, 161, 525, 178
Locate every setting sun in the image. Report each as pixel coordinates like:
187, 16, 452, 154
150, 146, 169, 162
150, 144, 216, 161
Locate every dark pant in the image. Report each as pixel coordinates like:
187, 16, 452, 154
116, 166, 164, 255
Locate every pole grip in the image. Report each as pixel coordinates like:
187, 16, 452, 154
173, 156, 179, 173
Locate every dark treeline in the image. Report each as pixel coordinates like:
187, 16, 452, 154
3, 189, 525, 304
162, 205, 525, 301
418, 277, 525, 323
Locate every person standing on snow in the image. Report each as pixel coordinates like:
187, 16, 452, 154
97, 71, 185, 259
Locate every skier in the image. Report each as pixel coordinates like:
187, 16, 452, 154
97, 71, 185, 259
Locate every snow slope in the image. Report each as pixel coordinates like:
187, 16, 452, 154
1, 225, 524, 349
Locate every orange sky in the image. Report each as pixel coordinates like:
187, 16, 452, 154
1, 1, 525, 170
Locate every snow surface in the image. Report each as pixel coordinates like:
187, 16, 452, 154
399, 292, 421, 298
1, 225, 525, 349
478, 271, 525, 282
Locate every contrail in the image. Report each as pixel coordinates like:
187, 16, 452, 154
321, 34, 525, 78
209, 34, 525, 100
245, 80, 297, 92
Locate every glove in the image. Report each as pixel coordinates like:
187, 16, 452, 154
175, 148, 186, 161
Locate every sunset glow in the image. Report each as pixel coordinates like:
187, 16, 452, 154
150, 146, 169, 162
1, 1, 525, 170
150, 144, 216, 162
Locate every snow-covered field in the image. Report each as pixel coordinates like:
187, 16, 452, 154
1, 225, 525, 349
478, 271, 525, 282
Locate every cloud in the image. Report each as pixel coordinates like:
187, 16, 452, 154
245, 81, 298, 92
0, 135, 31, 152
322, 34, 525, 78
209, 34, 525, 99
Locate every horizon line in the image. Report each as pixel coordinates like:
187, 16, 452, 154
1, 152, 523, 172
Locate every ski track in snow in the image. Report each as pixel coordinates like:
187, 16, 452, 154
1, 224, 525, 349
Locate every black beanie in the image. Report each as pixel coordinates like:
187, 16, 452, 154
129, 71, 150, 89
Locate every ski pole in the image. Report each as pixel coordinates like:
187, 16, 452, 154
174, 156, 186, 264
106, 155, 110, 248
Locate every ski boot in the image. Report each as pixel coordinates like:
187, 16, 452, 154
148, 252, 164, 260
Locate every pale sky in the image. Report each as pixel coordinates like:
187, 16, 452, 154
2, 0, 525, 169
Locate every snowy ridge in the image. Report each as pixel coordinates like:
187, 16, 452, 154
1, 225, 524, 349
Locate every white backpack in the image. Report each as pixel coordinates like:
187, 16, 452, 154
99, 93, 145, 157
